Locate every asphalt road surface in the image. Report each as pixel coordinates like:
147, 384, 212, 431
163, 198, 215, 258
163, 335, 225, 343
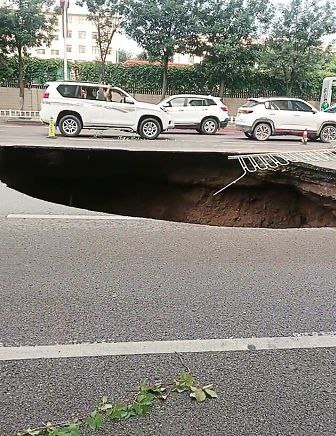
0, 122, 334, 154
0, 141, 335, 435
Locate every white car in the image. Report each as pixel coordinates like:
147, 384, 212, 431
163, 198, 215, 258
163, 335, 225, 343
40, 81, 174, 139
235, 97, 336, 142
159, 94, 229, 134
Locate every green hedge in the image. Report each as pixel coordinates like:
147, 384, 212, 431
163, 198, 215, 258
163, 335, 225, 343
0, 56, 324, 99
0, 56, 63, 84
73, 62, 212, 94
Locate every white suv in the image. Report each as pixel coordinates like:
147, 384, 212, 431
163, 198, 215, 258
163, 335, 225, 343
159, 94, 229, 134
235, 97, 336, 142
40, 81, 174, 139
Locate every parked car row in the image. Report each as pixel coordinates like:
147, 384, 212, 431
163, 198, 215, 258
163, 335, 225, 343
40, 81, 230, 139
40, 81, 336, 142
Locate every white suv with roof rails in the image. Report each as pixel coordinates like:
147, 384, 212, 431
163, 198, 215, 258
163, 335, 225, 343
40, 81, 174, 139
235, 97, 336, 142
159, 94, 229, 134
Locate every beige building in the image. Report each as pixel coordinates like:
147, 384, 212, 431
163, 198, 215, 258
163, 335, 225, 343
30, 10, 118, 63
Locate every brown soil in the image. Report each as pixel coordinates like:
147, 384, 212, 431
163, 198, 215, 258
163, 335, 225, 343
1, 148, 336, 228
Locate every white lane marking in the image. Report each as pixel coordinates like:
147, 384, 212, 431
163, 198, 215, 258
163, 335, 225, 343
1, 334, 335, 361
6, 214, 141, 220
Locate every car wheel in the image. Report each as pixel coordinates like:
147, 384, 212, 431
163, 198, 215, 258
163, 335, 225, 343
319, 125, 336, 143
201, 118, 219, 135
138, 118, 161, 140
253, 123, 272, 141
244, 132, 253, 139
59, 115, 82, 137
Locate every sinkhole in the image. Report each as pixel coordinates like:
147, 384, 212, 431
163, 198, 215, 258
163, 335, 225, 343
1, 147, 336, 228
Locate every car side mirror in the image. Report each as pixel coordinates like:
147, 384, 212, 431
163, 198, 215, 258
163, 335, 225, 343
125, 97, 134, 104
162, 102, 171, 108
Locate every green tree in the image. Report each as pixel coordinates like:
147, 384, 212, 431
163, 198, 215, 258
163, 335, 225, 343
136, 50, 148, 61
117, 48, 132, 63
122, 0, 203, 99
261, 0, 336, 96
0, 0, 57, 108
195, 0, 269, 98
77, 0, 122, 81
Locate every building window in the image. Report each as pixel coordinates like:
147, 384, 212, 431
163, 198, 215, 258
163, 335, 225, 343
78, 16, 85, 24
36, 49, 45, 54
79, 45, 86, 54
67, 30, 72, 38
92, 46, 99, 55
68, 16, 73, 24
52, 35, 59, 41
51, 49, 60, 56
92, 32, 98, 40
66, 45, 72, 53
107, 48, 112, 55
78, 31, 86, 39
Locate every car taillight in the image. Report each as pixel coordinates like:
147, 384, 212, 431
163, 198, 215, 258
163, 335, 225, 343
43, 91, 49, 99
221, 105, 228, 112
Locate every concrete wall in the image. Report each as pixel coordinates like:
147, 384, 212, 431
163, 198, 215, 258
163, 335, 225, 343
0, 87, 44, 111
0, 87, 320, 115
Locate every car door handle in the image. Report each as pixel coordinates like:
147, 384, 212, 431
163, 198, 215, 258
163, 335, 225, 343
178, 109, 184, 112
293, 114, 300, 117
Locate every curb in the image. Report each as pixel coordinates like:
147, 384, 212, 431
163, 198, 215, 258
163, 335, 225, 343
0, 118, 42, 126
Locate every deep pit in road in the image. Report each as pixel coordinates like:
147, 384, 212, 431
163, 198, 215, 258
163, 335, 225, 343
1, 147, 336, 228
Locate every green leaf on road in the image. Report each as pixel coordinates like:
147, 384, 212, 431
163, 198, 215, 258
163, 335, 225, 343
101, 395, 108, 404
173, 371, 196, 392
203, 385, 218, 398
99, 402, 113, 411
190, 387, 207, 403
25, 430, 41, 436
86, 411, 104, 430
108, 403, 129, 420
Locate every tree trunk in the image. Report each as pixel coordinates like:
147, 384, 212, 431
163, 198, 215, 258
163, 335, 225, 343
286, 81, 292, 96
18, 47, 24, 110
100, 61, 106, 82
219, 78, 225, 99
160, 53, 169, 101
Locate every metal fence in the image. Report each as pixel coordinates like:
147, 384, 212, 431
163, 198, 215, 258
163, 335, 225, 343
0, 109, 40, 118
0, 82, 320, 100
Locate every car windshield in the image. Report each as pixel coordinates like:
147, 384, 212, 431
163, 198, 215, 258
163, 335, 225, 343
243, 100, 259, 108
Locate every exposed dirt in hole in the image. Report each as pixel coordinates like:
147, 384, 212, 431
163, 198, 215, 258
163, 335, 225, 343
1, 148, 336, 228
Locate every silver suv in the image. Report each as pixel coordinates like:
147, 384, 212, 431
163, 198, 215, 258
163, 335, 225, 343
235, 97, 336, 142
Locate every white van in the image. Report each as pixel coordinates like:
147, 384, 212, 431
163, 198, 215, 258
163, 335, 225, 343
40, 81, 174, 139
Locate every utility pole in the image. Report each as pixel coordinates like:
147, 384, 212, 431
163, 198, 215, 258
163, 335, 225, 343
60, 0, 70, 80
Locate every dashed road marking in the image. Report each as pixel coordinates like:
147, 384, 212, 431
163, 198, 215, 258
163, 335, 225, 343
1, 334, 335, 361
6, 214, 141, 220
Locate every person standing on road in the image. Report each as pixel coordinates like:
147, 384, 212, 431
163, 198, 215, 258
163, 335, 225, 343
321, 99, 329, 111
